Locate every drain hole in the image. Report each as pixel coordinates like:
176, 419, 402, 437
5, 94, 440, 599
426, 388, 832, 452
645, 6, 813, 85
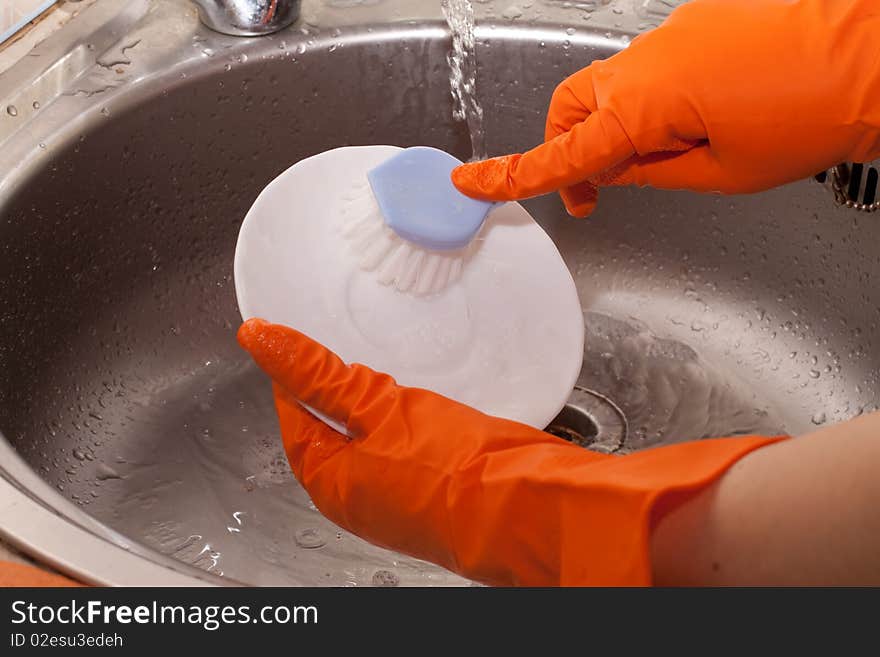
547, 404, 599, 447
818, 162, 880, 208
865, 167, 878, 205
848, 162, 865, 201
545, 386, 628, 453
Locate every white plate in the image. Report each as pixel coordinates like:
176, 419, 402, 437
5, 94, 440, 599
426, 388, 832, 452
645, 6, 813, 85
234, 145, 584, 430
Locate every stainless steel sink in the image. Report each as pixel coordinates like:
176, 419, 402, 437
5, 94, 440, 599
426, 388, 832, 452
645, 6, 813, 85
1, 0, 876, 586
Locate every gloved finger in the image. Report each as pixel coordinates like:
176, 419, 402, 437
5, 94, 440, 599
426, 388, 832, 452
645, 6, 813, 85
544, 66, 599, 140
616, 142, 838, 195
237, 318, 397, 434
451, 107, 635, 201
543, 69, 601, 218
559, 182, 599, 218
272, 384, 353, 524
600, 145, 743, 193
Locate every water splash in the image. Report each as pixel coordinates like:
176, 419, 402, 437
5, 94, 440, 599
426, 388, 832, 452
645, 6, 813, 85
441, 0, 487, 161
372, 569, 400, 587
581, 312, 786, 448
75, 361, 471, 586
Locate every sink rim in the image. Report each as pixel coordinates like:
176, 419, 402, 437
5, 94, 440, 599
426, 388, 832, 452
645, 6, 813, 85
0, 0, 640, 585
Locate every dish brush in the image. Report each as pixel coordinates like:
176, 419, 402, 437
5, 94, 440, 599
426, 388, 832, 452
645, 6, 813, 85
340, 146, 497, 296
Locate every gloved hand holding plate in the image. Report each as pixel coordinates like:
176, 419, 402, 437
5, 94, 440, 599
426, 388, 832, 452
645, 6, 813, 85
234, 145, 584, 431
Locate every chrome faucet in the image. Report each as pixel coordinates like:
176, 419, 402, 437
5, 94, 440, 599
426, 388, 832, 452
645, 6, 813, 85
192, 0, 300, 37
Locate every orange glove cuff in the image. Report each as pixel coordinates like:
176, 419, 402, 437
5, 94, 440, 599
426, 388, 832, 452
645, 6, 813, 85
552, 435, 786, 586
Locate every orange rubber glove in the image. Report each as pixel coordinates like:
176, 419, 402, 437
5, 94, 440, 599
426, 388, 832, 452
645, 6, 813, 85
0, 561, 82, 587
239, 318, 783, 586
452, 0, 880, 217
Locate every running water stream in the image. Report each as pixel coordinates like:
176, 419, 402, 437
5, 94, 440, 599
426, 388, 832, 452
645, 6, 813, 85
441, 0, 487, 161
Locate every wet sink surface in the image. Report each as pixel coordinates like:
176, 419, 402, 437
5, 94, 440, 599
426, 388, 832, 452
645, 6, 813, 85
2, 1, 879, 585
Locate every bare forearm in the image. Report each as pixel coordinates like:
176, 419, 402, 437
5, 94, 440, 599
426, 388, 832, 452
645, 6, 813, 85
651, 412, 880, 585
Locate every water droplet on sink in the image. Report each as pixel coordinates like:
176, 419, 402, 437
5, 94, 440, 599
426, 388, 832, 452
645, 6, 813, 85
372, 570, 400, 587
95, 463, 122, 480
295, 528, 326, 549
6, 105, 18, 117
811, 411, 827, 425
809, 370, 821, 379
73, 448, 86, 461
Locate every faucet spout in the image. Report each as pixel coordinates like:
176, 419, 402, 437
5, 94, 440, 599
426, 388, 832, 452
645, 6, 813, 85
192, 0, 300, 37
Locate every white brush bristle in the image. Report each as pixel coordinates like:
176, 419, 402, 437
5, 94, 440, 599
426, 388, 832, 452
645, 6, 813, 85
341, 177, 472, 296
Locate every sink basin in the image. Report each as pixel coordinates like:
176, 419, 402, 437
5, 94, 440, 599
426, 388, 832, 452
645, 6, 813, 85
1, 0, 877, 586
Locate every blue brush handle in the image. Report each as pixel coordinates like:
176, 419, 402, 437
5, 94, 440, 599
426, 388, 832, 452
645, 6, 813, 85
366, 147, 498, 251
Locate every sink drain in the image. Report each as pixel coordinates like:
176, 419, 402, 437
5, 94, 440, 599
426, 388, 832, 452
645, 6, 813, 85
546, 387, 628, 453
546, 404, 598, 447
